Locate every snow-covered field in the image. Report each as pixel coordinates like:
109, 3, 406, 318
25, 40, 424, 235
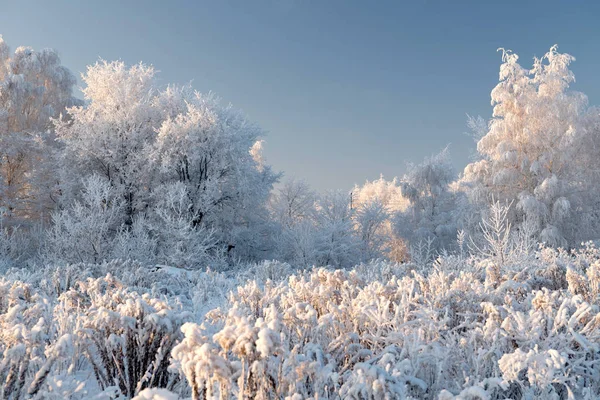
2, 32, 600, 400
1, 244, 599, 399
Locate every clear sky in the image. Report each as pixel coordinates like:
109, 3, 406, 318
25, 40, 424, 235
1, 0, 599, 191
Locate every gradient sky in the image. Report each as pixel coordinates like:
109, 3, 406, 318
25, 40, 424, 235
1, 0, 599, 191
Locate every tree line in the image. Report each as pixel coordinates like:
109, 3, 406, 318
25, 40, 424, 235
0, 38, 598, 269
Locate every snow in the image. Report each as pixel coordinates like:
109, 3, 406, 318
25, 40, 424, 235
132, 388, 179, 400
0, 36, 600, 399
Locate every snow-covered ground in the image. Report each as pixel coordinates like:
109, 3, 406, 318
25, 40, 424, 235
0, 245, 599, 399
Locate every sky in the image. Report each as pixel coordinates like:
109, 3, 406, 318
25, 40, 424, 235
1, 0, 600, 191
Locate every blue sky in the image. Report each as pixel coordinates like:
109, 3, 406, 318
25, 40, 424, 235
2, 1, 599, 190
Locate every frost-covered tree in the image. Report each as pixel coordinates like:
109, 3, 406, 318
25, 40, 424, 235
351, 174, 407, 213
150, 182, 223, 269
269, 179, 319, 265
270, 178, 316, 228
152, 93, 278, 261
316, 190, 359, 267
55, 61, 163, 226
462, 46, 600, 247
54, 60, 277, 266
354, 199, 389, 260
44, 175, 123, 264
270, 181, 361, 267
394, 148, 458, 252
352, 175, 409, 261
0, 36, 78, 223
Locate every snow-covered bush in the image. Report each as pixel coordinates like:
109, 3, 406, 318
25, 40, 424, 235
0, 278, 81, 399
0, 240, 598, 398
169, 245, 600, 399
58, 275, 191, 397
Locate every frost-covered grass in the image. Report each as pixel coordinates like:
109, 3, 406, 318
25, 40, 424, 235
0, 249, 597, 399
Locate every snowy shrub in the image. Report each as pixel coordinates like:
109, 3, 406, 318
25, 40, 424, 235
0, 241, 598, 398
168, 249, 600, 399
56, 275, 192, 398
170, 267, 478, 398
351, 258, 407, 282
0, 279, 78, 399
